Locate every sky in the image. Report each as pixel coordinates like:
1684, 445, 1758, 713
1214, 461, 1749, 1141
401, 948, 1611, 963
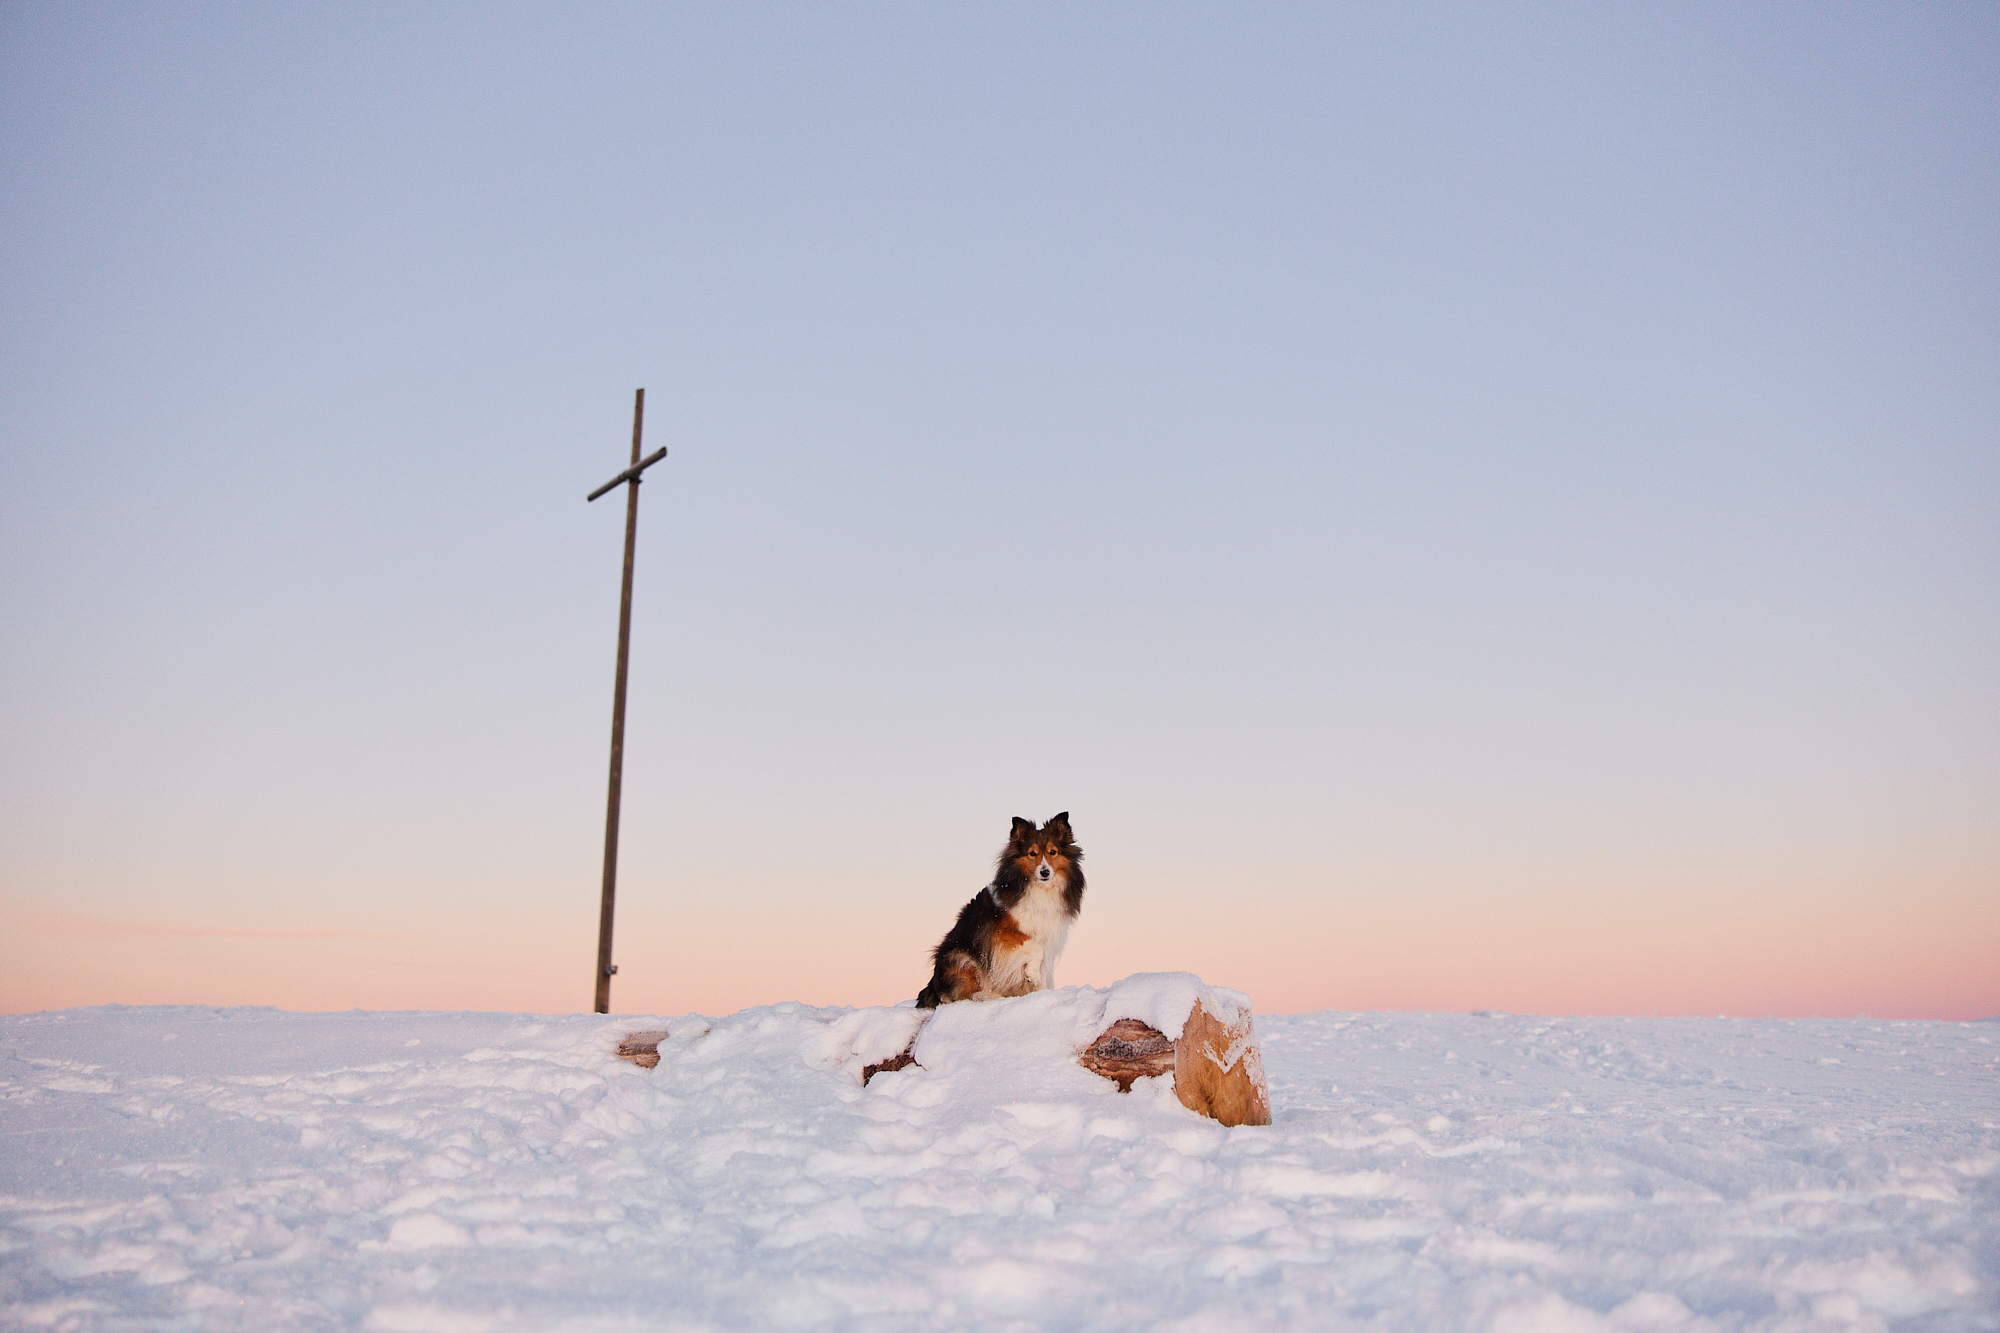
2, 4, 1995, 1021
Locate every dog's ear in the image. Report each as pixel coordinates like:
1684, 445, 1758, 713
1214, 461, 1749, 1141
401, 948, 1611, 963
1010, 816, 1035, 843
1045, 812, 1072, 843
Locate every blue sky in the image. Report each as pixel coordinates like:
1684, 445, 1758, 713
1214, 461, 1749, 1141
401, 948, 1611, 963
3, 4, 1995, 1017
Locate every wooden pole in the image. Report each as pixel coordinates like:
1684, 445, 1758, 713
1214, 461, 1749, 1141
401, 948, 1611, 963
587, 388, 665, 1014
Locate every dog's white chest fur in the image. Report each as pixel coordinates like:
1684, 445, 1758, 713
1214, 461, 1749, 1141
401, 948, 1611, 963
990, 878, 1074, 995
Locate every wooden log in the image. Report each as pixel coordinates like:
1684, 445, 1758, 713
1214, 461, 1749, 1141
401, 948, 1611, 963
617, 986, 1271, 1130
1077, 1018, 1176, 1091
1173, 1000, 1271, 1127
615, 1030, 670, 1068
861, 1048, 917, 1084
1078, 1001, 1271, 1127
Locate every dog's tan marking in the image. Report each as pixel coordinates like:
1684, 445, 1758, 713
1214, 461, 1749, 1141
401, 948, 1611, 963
943, 958, 982, 1003
991, 914, 1030, 950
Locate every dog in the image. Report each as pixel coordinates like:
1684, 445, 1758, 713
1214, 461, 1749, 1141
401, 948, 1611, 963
916, 813, 1085, 1008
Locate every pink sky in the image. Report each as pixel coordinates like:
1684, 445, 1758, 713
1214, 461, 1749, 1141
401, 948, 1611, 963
5, 9, 1995, 1025
7, 847, 1993, 1020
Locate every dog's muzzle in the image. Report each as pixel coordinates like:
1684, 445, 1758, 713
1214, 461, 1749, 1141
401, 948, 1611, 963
1037, 864, 1052, 882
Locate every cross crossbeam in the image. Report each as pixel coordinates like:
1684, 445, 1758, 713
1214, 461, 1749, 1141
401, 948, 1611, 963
587, 446, 668, 502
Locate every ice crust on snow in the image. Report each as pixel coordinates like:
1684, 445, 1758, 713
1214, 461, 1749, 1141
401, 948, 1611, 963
2, 998, 1996, 1331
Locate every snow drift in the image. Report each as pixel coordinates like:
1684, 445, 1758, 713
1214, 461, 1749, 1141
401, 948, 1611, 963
2, 980, 1995, 1331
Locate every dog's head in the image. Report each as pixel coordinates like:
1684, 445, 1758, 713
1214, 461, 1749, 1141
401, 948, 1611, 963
1003, 812, 1081, 888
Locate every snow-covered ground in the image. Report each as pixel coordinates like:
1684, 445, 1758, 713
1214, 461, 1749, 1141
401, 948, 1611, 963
3, 979, 1995, 1332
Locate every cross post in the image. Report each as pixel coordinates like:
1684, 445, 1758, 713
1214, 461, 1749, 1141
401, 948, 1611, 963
587, 388, 667, 1013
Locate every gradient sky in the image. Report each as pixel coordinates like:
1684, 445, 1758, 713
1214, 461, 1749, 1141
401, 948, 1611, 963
3, 4, 1995, 1020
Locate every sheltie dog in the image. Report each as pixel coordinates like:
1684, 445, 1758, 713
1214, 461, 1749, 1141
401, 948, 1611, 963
916, 813, 1084, 1008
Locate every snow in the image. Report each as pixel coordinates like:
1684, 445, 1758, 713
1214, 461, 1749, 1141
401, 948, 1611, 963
812, 973, 1241, 1091
2, 984, 1995, 1332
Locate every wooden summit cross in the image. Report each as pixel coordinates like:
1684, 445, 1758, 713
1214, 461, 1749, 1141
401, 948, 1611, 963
587, 389, 667, 1014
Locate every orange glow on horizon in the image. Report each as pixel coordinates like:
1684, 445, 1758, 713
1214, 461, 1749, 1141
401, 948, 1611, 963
5, 880, 1995, 1022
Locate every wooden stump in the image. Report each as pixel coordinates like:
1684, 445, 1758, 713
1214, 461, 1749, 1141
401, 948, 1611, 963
1078, 1001, 1271, 1127
615, 1030, 670, 1068
1077, 1018, 1176, 1091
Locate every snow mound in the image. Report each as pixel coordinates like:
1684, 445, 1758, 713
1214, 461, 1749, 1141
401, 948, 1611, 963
811, 972, 1248, 1099
2, 997, 1995, 1330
